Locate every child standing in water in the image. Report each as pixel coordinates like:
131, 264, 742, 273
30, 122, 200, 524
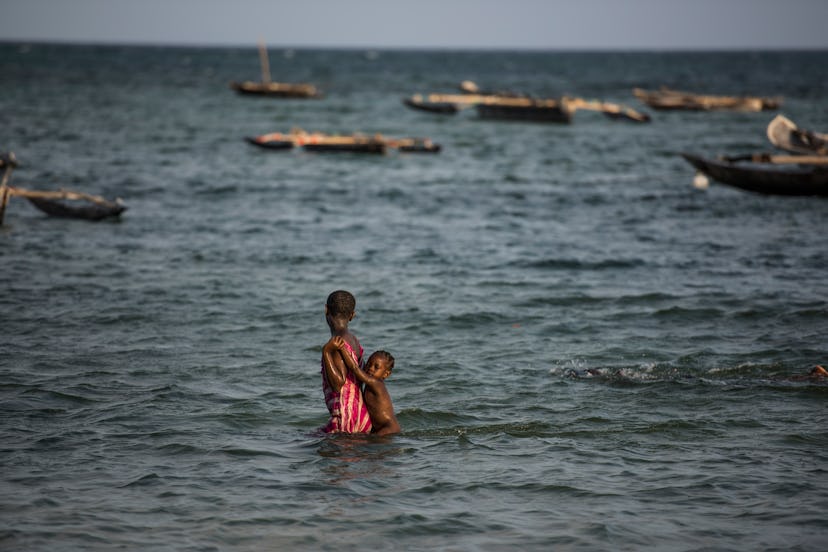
327, 336, 401, 436
319, 290, 372, 434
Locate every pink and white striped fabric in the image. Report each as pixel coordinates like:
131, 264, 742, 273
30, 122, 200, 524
321, 340, 372, 434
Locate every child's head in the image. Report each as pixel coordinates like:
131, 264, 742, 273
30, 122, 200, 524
366, 350, 395, 380
326, 290, 356, 322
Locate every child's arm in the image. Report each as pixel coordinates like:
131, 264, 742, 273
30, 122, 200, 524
321, 338, 348, 392
330, 336, 377, 386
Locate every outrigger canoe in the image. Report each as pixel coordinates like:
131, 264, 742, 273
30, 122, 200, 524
404, 84, 649, 123
681, 153, 828, 196
0, 152, 126, 224
634, 87, 780, 112
246, 130, 441, 154
766, 115, 828, 156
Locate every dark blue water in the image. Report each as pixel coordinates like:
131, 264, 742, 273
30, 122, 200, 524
2, 43, 827, 550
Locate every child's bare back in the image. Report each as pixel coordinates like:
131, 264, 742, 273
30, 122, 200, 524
331, 336, 401, 436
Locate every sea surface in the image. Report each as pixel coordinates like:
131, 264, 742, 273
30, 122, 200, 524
1, 44, 827, 551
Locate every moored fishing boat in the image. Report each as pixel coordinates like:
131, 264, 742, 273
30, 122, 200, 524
1, 152, 126, 224
681, 153, 828, 196
230, 80, 321, 98
23, 193, 126, 221
474, 97, 573, 123
766, 115, 828, 156
245, 132, 297, 150
246, 130, 441, 154
390, 137, 442, 153
403, 96, 460, 114
634, 87, 781, 111
404, 85, 649, 123
301, 134, 387, 154
230, 41, 321, 98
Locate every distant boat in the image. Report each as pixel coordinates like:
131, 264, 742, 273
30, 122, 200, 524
246, 132, 295, 150
230, 80, 320, 98
474, 97, 574, 123
230, 41, 321, 99
403, 96, 462, 114
681, 153, 828, 196
24, 194, 126, 221
404, 82, 649, 123
0, 152, 126, 224
246, 130, 441, 154
634, 87, 780, 112
766, 115, 828, 156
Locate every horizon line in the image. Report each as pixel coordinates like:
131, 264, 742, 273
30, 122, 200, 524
2, 38, 827, 53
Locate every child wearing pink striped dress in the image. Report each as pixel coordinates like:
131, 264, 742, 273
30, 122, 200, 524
319, 290, 372, 434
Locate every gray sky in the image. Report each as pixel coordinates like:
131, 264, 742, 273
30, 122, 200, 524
2, 0, 827, 50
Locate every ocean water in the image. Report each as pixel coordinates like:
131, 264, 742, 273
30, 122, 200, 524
1, 43, 827, 550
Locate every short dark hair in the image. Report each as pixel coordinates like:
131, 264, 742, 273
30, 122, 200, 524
371, 350, 395, 371
326, 290, 356, 318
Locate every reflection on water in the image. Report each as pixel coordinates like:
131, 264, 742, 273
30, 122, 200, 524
316, 433, 407, 486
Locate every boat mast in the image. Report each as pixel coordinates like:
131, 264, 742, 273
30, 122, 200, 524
0, 153, 17, 226
258, 40, 271, 84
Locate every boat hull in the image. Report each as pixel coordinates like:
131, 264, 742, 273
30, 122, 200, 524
634, 88, 780, 112
475, 103, 572, 123
681, 153, 828, 196
230, 81, 321, 98
26, 197, 126, 220
396, 139, 441, 153
245, 136, 294, 150
302, 142, 386, 154
403, 98, 459, 114
244, 132, 439, 154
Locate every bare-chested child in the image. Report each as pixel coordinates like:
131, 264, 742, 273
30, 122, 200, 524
327, 335, 401, 436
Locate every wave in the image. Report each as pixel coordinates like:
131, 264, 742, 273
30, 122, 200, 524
513, 291, 680, 308
555, 361, 828, 387
508, 257, 647, 271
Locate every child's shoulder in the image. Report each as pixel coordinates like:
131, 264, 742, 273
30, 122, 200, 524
340, 332, 361, 352
345, 329, 360, 343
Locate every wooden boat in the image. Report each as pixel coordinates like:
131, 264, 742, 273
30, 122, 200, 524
246, 130, 440, 154
392, 137, 442, 153
247, 130, 383, 153
230, 41, 321, 98
403, 81, 529, 114
766, 115, 828, 156
404, 89, 649, 123
403, 96, 460, 114
681, 153, 828, 196
475, 98, 572, 123
302, 134, 387, 154
22, 192, 126, 221
245, 132, 296, 150
564, 97, 651, 123
0, 152, 126, 224
634, 87, 781, 112
230, 80, 320, 98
